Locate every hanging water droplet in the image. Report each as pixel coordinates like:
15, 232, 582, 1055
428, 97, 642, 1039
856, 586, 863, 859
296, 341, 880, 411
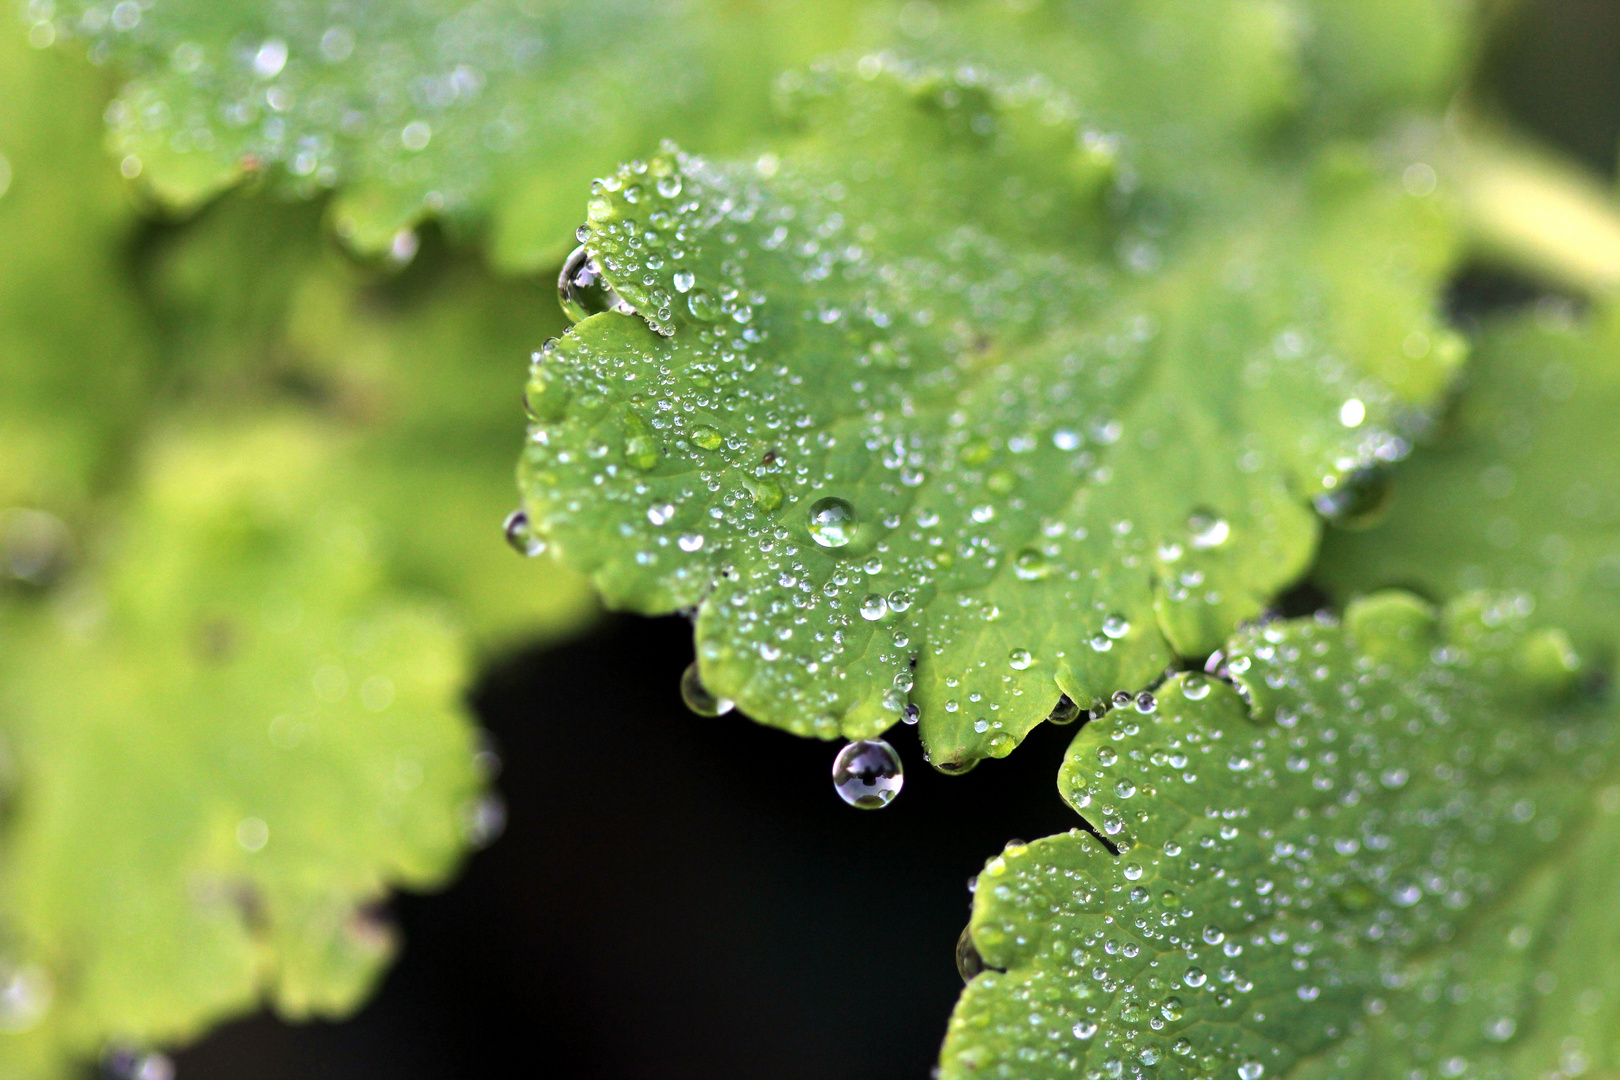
1013, 547, 1051, 580
1313, 465, 1391, 529
502, 509, 546, 557
902, 703, 920, 725
691, 425, 723, 451
1188, 510, 1230, 549
1047, 694, 1082, 725
1102, 613, 1130, 639
860, 593, 888, 621
1008, 648, 1033, 670
558, 245, 634, 322
807, 497, 857, 549
832, 739, 903, 808
956, 924, 985, 982
680, 661, 734, 717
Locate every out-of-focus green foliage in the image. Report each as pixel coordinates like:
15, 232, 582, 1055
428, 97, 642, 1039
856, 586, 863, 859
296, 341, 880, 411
1317, 302, 1620, 671
0, 22, 595, 1078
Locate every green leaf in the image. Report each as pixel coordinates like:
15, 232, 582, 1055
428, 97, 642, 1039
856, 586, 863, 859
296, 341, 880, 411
1315, 303, 1620, 671
517, 59, 1463, 767
32, 0, 879, 269
0, 418, 488, 1073
940, 590, 1614, 1079
0, 27, 154, 513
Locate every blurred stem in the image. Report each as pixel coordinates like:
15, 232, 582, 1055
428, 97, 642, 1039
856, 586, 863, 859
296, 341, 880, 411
1449, 121, 1620, 296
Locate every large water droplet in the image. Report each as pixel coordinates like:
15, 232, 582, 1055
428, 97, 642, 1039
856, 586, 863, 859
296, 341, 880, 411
1013, 547, 1051, 580
1313, 466, 1391, 529
687, 289, 722, 321
860, 593, 888, 621
691, 424, 723, 451
680, 661, 734, 717
558, 245, 634, 322
1102, 613, 1130, 639
807, 497, 857, 548
1239, 1061, 1264, 1080
1008, 648, 1033, 670
502, 509, 545, 557
832, 739, 903, 808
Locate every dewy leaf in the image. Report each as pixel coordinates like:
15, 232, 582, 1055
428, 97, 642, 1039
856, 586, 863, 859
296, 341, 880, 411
1315, 302, 1620, 671
0, 418, 488, 1073
29, 0, 879, 269
517, 58, 1463, 768
0, 25, 153, 514
940, 590, 1611, 1079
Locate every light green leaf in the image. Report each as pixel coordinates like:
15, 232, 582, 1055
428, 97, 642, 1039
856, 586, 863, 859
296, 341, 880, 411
518, 59, 1463, 767
31, 0, 879, 269
1315, 303, 1620, 671
0, 419, 488, 1075
940, 590, 1612, 1079
0, 26, 153, 513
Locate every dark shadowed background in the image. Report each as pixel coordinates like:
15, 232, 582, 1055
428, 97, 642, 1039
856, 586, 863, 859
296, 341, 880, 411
172, 2, 1620, 1076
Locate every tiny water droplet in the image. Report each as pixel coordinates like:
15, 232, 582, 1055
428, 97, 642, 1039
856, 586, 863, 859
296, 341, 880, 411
1102, 613, 1130, 639
503, 510, 546, 557
1072, 1020, 1098, 1040
807, 497, 857, 549
558, 245, 634, 322
956, 924, 985, 983
680, 661, 734, 717
832, 739, 903, 808
1008, 648, 1033, 670
1047, 694, 1082, 725
1313, 465, 1391, 529
1013, 547, 1051, 580
687, 289, 722, 321
1188, 510, 1230, 550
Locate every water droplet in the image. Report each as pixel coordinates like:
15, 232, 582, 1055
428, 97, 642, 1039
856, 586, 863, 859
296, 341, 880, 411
1239, 1061, 1264, 1080
1122, 862, 1143, 879
1484, 1016, 1517, 1042
558, 245, 634, 322
1139, 1048, 1159, 1066
750, 478, 785, 511
1134, 691, 1156, 713
807, 497, 857, 549
503, 510, 545, 557
1313, 466, 1391, 529
691, 425, 723, 450
656, 174, 682, 199
1115, 779, 1137, 798
1047, 694, 1082, 725
1202, 925, 1225, 945
673, 269, 696, 293
1008, 648, 1033, 670
1339, 397, 1366, 427
1072, 1020, 1097, 1040
902, 703, 920, 725
1181, 674, 1211, 700
1188, 510, 1230, 550
1096, 746, 1118, 766
1161, 996, 1184, 1021
1111, 690, 1133, 708
956, 924, 985, 983
832, 739, 903, 808
252, 38, 288, 78
1102, 614, 1130, 639
678, 533, 705, 552
1013, 547, 1051, 580
860, 594, 888, 621
680, 661, 734, 717
687, 289, 722, 321
1183, 967, 1207, 988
